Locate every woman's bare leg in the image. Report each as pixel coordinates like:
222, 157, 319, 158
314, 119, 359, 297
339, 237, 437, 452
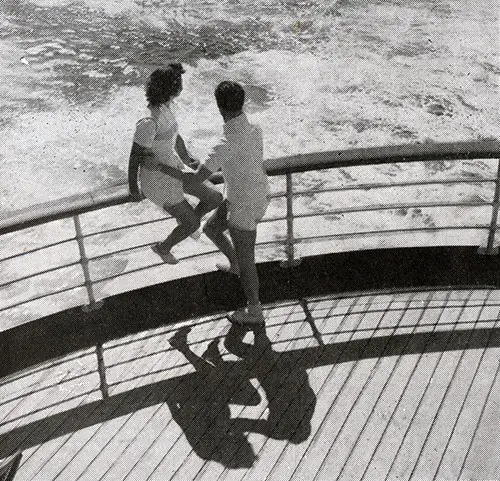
159, 199, 200, 252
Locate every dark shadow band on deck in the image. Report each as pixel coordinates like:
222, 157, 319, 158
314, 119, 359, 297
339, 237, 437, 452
1, 246, 499, 378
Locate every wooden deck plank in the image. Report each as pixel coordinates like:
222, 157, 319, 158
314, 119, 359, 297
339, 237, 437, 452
0, 350, 95, 428
121, 306, 303, 481
284, 294, 402, 481
93, 331, 233, 481
361, 292, 475, 479
264, 295, 391, 481
459, 344, 500, 480
327, 295, 436, 481
91, 320, 239, 481
385, 314, 486, 479
0, 351, 101, 456
310, 294, 432, 481
214, 300, 368, 479
1, 289, 499, 481
195, 297, 349, 481
20, 328, 165, 481
78, 315, 233, 481
410, 322, 499, 480
436, 339, 500, 480
334, 291, 458, 481
231, 296, 391, 481
51, 317, 229, 481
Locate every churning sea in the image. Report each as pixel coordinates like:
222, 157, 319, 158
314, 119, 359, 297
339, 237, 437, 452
1, 0, 499, 211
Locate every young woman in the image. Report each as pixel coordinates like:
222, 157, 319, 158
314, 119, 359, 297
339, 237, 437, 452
128, 64, 222, 264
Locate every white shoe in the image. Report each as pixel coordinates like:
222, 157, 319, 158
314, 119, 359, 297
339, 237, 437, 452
228, 308, 265, 328
216, 262, 240, 276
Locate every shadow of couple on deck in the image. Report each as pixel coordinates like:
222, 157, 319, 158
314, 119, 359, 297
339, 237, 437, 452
166, 324, 316, 469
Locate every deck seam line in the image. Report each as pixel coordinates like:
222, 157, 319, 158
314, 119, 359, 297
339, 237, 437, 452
384, 290, 490, 480
312, 292, 427, 480
283, 294, 394, 481
334, 292, 437, 480
408, 290, 496, 479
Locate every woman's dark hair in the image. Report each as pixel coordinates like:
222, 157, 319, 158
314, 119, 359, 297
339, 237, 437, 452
146, 63, 186, 106
214, 81, 245, 112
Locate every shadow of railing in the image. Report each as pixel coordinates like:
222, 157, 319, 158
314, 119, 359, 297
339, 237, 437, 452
1, 321, 498, 466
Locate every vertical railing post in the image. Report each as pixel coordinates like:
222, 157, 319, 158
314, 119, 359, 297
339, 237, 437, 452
96, 343, 109, 399
281, 172, 301, 268
478, 158, 500, 255
73, 215, 104, 311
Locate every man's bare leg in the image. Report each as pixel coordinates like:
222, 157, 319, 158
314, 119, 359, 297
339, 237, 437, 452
229, 226, 263, 320
203, 201, 239, 271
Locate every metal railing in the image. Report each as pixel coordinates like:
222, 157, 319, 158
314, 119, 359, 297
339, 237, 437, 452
1, 140, 499, 319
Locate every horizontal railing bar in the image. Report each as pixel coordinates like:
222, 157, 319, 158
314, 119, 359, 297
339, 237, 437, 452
292, 201, 491, 219
1, 141, 498, 236
90, 240, 286, 284
0, 283, 86, 313
266, 140, 500, 175
291, 178, 497, 197
0, 185, 130, 236
71, 194, 286, 239
81, 216, 174, 238
295, 225, 489, 244
82, 216, 286, 244
0, 261, 82, 290
0, 238, 76, 263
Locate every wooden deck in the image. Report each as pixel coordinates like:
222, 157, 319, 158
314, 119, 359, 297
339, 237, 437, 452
1, 288, 499, 481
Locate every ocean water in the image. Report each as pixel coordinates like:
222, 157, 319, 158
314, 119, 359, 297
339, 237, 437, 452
1, 0, 499, 211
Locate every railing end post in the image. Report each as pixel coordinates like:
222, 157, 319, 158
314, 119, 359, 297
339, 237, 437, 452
280, 258, 302, 269
82, 300, 105, 313
477, 246, 499, 256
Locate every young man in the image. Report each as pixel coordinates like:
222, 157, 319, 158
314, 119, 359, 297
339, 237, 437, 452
186, 81, 270, 326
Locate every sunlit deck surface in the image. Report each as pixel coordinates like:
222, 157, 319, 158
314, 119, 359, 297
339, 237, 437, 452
1, 288, 499, 481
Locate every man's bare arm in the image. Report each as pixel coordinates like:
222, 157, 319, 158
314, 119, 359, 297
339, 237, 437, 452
176, 135, 200, 169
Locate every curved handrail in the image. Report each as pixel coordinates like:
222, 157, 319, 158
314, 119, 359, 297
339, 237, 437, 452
1, 140, 499, 331
1, 140, 498, 236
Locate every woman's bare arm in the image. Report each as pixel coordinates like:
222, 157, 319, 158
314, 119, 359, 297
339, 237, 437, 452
128, 142, 152, 201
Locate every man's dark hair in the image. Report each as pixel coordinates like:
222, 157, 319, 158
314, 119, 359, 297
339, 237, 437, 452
146, 63, 185, 106
215, 81, 245, 112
